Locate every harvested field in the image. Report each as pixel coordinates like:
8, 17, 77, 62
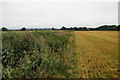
74, 31, 119, 78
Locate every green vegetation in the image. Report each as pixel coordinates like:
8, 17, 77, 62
2, 30, 119, 79
21, 27, 27, 31
61, 25, 120, 31
2, 30, 75, 79
1, 25, 120, 31
1, 27, 8, 31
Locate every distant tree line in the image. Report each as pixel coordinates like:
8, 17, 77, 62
61, 25, 120, 31
1, 25, 120, 31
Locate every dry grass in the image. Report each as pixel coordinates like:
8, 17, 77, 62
74, 31, 119, 78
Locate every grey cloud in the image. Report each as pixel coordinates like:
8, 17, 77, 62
1, 1, 118, 29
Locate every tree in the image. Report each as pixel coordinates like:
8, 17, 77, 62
96, 25, 118, 31
61, 26, 66, 30
31, 29, 33, 30
2, 27, 8, 31
73, 27, 78, 31
116, 25, 120, 31
83, 27, 88, 31
22, 27, 26, 31
69, 27, 73, 30
52, 27, 55, 30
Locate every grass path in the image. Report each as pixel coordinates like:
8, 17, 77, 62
74, 31, 118, 78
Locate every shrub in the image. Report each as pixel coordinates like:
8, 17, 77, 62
2, 30, 75, 79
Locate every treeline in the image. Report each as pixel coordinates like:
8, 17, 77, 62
1, 25, 120, 31
61, 25, 120, 31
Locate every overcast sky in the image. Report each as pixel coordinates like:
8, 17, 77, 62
1, 0, 119, 29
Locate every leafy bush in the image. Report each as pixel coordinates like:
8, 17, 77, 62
2, 31, 75, 79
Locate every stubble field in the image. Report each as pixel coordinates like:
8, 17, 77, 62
74, 31, 119, 78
